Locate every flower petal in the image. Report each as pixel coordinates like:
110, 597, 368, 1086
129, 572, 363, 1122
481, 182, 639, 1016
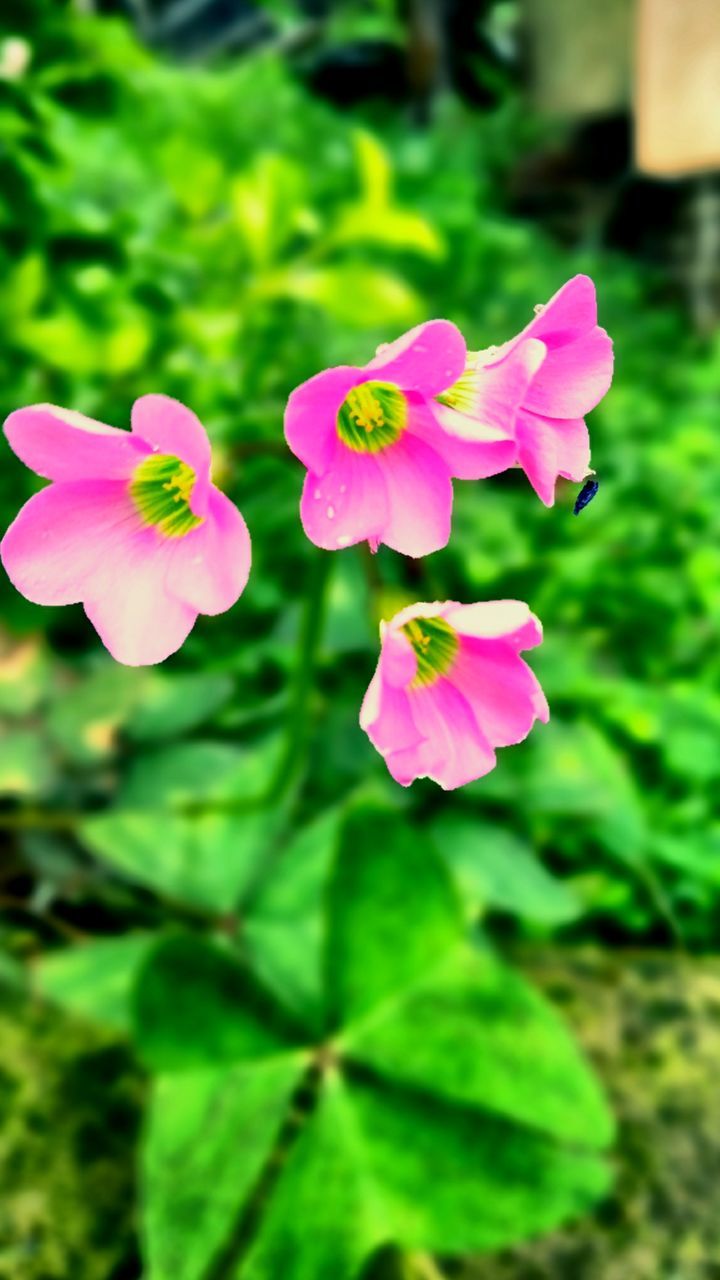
403, 396, 510, 483
367, 319, 467, 397
284, 366, 361, 475
377, 624, 417, 687
375, 432, 453, 557
131, 395, 212, 517
515, 410, 590, 507
517, 274, 599, 344
1, 480, 142, 606
4, 404, 149, 482
443, 600, 543, 650
386, 679, 496, 789
300, 442, 388, 552
166, 487, 251, 616
449, 636, 549, 750
421, 338, 544, 479
523, 327, 613, 419
360, 666, 424, 757
84, 550, 197, 666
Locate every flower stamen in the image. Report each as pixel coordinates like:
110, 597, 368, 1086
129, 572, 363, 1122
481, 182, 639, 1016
402, 615, 459, 687
337, 381, 407, 453
130, 454, 204, 538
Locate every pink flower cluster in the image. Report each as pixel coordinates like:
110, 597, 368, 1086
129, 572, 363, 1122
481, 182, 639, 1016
1, 275, 612, 790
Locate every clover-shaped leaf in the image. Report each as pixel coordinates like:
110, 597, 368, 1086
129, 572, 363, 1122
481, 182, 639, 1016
137, 803, 613, 1280
36, 797, 344, 1030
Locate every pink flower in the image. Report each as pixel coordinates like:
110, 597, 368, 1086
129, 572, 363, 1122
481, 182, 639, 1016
284, 320, 543, 557
437, 275, 613, 506
361, 599, 548, 790
1, 396, 251, 665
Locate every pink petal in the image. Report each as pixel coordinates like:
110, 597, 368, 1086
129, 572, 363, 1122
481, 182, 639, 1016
375, 433, 453, 557
450, 636, 549, 750
517, 275, 599, 345
523, 327, 613, 419
4, 404, 149, 482
360, 666, 424, 757
84, 547, 197, 666
284, 366, 361, 475
406, 396, 515, 482
166, 487, 251, 616
366, 319, 467, 397
131, 395, 212, 517
386, 679, 496, 789
515, 410, 590, 507
377, 625, 417, 687
300, 442, 388, 551
1, 480, 143, 606
443, 600, 543, 650
428, 339, 545, 479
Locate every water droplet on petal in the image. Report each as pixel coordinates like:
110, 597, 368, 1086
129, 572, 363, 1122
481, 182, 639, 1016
533, 303, 545, 314
326, 505, 335, 520
337, 535, 351, 547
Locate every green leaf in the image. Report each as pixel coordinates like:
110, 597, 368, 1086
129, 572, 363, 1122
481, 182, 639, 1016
266, 263, 423, 329
0, 635, 49, 717
244, 808, 342, 1024
0, 728, 54, 797
238, 1072, 610, 1278
79, 808, 278, 914
524, 720, 647, 862
342, 1077, 610, 1255
341, 944, 613, 1148
128, 671, 234, 742
34, 933, 155, 1031
144, 1054, 307, 1280
355, 130, 392, 207
432, 815, 582, 925
47, 664, 144, 764
137, 811, 612, 1277
231, 152, 307, 268
324, 804, 463, 1026
118, 738, 279, 809
133, 934, 305, 1072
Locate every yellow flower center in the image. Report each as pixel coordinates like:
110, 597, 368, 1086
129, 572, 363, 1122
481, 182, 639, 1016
130, 454, 204, 538
337, 381, 407, 453
402, 616, 459, 687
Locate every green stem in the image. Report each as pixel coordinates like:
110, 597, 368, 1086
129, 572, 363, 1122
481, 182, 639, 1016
263, 549, 333, 807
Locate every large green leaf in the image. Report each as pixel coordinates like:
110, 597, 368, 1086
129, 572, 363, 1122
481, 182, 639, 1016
133, 934, 306, 1072
136, 809, 613, 1279
144, 1054, 307, 1280
244, 808, 342, 1025
79, 809, 278, 914
118, 739, 279, 809
35, 933, 155, 1031
431, 815, 582, 926
128, 671, 234, 742
324, 805, 463, 1027
237, 1072, 609, 1279
341, 944, 613, 1147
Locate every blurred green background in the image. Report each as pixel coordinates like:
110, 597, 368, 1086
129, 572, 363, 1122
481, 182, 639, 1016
2, 3, 720, 1278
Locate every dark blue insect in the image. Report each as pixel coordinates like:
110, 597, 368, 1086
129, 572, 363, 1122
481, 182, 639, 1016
573, 478, 599, 515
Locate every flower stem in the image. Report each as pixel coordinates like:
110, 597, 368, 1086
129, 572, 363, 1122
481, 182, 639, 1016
264, 549, 333, 807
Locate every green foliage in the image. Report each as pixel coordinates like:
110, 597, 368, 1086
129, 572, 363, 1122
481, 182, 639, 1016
2, 4, 720, 1274
136, 805, 611, 1279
